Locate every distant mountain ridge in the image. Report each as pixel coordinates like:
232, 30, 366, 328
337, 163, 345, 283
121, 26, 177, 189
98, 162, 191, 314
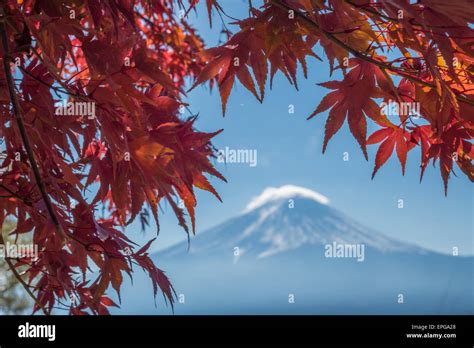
160, 185, 425, 260
117, 185, 473, 315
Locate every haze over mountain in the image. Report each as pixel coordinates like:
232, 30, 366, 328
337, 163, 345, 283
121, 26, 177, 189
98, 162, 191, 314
118, 185, 473, 314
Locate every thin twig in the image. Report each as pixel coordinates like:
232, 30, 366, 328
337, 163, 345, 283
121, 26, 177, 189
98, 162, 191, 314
0, 184, 32, 206
269, 0, 474, 106
0, 7, 67, 240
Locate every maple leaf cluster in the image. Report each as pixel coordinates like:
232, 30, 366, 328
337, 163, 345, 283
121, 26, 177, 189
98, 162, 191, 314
192, 0, 473, 193
0, 0, 224, 315
0, 0, 473, 316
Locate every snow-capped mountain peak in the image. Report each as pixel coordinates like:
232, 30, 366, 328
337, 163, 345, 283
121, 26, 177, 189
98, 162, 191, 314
244, 185, 330, 212
158, 185, 424, 261
127, 186, 471, 315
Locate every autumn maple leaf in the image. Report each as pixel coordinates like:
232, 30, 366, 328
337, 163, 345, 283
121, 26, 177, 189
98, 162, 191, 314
308, 59, 389, 159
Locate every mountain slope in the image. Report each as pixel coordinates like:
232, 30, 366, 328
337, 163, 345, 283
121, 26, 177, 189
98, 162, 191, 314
161, 186, 424, 260
117, 185, 473, 314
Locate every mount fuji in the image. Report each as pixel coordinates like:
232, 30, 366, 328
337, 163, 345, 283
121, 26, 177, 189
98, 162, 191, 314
118, 185, 473, 314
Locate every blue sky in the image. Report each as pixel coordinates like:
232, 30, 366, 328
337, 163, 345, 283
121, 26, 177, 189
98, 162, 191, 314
126, 0, 473, 256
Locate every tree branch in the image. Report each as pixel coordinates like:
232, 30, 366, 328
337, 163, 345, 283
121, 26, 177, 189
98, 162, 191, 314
0, 7, 67, 240
0, 184, 32, 206
269, 0, 474, 106
344, 0, 400, 23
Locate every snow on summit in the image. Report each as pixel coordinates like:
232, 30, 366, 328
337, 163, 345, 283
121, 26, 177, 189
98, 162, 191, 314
244, 185, 330, 212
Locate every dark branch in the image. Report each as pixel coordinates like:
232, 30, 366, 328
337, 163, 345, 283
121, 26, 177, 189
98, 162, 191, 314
0, 7, 67, 241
